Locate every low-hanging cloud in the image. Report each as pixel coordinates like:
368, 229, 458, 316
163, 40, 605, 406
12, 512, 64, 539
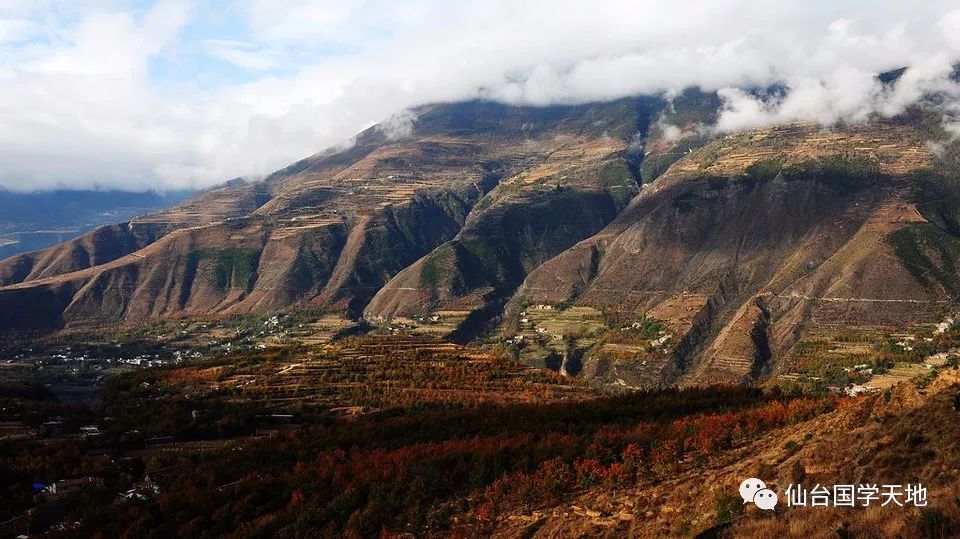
713, 55, 960, 133
1, 0, 960, 192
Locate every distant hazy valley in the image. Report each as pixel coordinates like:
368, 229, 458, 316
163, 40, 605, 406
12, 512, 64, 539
0, 189, 191, 259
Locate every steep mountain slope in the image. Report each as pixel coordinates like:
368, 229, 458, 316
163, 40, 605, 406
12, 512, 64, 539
363, 93, 719, 339
0, 100, 659, 330
363, 135, 640, 335
506, 121, 952, 387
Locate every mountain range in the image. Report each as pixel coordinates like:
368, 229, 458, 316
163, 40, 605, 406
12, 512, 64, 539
2, 87, 959, 389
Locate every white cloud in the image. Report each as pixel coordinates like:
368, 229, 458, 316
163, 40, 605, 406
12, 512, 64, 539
712, 55, 960, 134
375, 109, 416, 141
0, 0, 959, 191
941, 8, 960, 52
658, 123, 683, 144
203, 39, 284, 71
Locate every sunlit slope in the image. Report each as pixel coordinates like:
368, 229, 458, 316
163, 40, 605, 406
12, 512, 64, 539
508, 121, 953, 387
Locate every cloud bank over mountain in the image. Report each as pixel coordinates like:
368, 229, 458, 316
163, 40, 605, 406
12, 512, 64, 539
1, 0, 960, 191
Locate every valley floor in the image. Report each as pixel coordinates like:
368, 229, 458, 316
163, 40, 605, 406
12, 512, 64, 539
1, 322, 959, 537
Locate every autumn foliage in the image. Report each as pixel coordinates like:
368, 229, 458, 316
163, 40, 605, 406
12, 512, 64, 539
0, 384, 839, 537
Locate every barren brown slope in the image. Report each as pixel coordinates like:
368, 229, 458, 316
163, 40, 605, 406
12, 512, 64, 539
363, 94, 721, 340
363, 136, 640, 327
507, 122, 948, 387
0, 99, 661, 330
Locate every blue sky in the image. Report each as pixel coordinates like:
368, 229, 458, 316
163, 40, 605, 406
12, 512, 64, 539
0, 0, 959, 191
148, 2, 259, 87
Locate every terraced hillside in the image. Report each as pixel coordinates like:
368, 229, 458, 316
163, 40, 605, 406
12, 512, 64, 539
140, 334, 593, 411
507, 121, 958, 387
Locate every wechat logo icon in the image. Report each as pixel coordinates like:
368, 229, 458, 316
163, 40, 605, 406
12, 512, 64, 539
739, 478, 778, 510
